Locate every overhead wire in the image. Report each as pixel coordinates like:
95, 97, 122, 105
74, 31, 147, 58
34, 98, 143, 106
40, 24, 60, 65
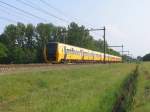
38, 0, 95, 28
24, 0, 92, 27
0, 0, 47, 22
0, 3, 39, 23
0, 0, 97, 30
0, 0, 102, 41
39, 0, 71, 18
38, 0, 100, 39
16, 0, 69, 23
0, 4, 31, 23
17, 0, 95, 27
39, 0, 80, 24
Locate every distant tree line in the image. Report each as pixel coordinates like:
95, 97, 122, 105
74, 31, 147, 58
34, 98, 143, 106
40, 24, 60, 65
142, 53, 150, 61
0, 22, 120, 64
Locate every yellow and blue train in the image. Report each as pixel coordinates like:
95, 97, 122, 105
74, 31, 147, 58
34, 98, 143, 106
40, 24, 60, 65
44, 42, 122, 63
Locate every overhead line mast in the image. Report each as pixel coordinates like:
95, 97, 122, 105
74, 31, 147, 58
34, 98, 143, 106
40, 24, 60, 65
108, 45, 124, 62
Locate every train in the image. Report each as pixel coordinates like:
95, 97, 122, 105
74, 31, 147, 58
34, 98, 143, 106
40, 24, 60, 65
43, 42, 122, 63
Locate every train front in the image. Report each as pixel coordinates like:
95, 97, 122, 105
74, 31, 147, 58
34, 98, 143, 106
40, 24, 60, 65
43, 42, 58, 63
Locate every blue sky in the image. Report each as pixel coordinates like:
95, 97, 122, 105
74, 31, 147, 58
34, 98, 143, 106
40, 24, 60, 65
0, 0, 150, 57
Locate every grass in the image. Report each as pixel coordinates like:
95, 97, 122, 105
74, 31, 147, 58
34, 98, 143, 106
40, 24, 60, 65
132, 62, 150, 112
0, 64, 136, 112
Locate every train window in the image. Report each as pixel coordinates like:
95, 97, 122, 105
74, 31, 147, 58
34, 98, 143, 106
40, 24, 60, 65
66, 49, 71, 54
75, 51, 77, 54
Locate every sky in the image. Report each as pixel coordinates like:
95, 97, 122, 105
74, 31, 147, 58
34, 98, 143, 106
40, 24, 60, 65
0, 0, 150, 57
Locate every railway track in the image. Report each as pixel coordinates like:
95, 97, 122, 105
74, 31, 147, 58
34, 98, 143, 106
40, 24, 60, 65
0, 63, 97, 73
0, 63, 106, 74
0, 63, 52, 68
0, 64, 54, 73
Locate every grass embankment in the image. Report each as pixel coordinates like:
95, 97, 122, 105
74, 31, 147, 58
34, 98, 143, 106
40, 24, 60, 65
132, 62, 150, 112
0, 64, 136, 112
113, 65, 139, 112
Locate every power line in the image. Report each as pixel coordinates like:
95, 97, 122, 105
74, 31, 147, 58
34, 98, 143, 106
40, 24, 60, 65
0, 8, 18, 19
17, 0, 69, 23
0, 5, 30, 23
39, 0, 70, 18
39, 0, 93, 27
0, 0, 47, 22
25, 0, 94, 28
0, 4, 37, 23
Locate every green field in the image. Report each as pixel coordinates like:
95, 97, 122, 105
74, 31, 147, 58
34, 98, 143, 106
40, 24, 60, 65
132, 62, 150, 112
0, 64, 136, 112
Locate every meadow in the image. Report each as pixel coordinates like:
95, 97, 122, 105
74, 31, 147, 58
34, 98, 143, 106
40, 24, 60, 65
132, 62, 150, 112
0, 64, 136, 112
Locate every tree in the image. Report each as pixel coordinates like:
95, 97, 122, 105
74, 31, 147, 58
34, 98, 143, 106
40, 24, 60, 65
16, 23, 26, 47
36, 23, 55, 47
23, 48, 37, 63
0, 43, 8, 63
52, 26, 67, 43
1, 23, 39, 63
0, 42, 8, 58
25, 24, 36, 48
143, 53, 150, 61
137, 56, 142, 61
3, 24, 18, 48
10, 47, 25, 64
67, 22, 90, 47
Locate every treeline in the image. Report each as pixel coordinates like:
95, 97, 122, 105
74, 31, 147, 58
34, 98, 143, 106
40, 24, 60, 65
142, 53, 150, 61
0, 22, 120, 64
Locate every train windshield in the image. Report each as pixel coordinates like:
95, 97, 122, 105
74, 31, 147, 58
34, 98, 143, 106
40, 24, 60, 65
47, 43, 57, 61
